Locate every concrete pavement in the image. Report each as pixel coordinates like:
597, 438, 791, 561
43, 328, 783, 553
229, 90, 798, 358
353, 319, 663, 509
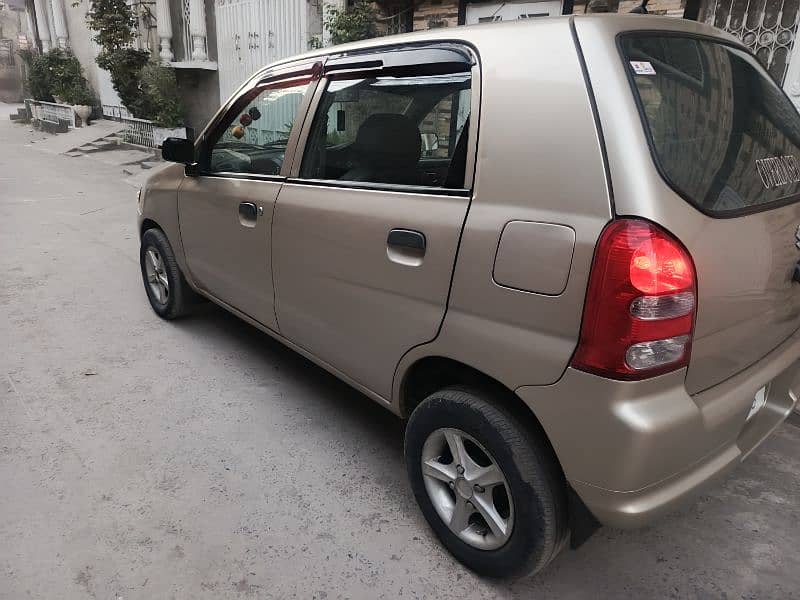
1, 108, 799, 599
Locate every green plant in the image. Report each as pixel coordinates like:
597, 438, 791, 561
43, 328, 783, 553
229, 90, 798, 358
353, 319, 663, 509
324, 0, 376, 45
87, 0, 184, 125
65, 78, 97, 106
96, 48, 154, 116
139, 62, 184, 127
18, 49, 52, 101
52, 51, 95, 105
19, 48, 95, 105
86, 0, 137, 51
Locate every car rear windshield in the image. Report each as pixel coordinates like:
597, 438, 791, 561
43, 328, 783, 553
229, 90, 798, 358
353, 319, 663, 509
620, 33, 800, 216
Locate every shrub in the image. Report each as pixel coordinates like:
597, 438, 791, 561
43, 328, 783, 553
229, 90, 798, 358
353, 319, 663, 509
87, 0, 184, 126
64, 78, 97, 106
139, 62, 184, 127
96, 48, 154, 116
51, 51, 95, 105
325, 0, 376, 45
86, 0, 137, 51
19, 48, 95, 105
18, 49, 53, 101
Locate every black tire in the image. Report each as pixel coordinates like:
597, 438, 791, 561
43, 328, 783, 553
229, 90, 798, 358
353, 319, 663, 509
140, 228, 195, 319
404, 387, 568, 578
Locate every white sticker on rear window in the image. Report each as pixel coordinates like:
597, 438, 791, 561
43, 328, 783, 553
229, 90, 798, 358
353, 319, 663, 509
630, 61, 656, 75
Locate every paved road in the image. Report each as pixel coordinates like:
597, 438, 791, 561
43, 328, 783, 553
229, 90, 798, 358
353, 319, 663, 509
2, 111, 799, 599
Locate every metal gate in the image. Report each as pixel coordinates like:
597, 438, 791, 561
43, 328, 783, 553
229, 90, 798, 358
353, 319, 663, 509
215, 0, 308, 103
704, 0, 800, 84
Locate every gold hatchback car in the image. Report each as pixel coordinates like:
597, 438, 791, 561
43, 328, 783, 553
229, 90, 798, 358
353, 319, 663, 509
137, 15, 800, 577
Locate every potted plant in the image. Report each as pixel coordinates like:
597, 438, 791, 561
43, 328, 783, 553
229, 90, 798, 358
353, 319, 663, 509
45, 50, 96, 125
69, 82, 96, 126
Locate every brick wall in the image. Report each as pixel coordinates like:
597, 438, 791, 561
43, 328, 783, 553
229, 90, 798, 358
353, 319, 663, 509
573, 0, 685, 14
406, 0, 687, 33
413, 0, 460, 30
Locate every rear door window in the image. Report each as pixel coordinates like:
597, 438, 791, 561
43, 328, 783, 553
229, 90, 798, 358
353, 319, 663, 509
299, 72, 472, 189
620, 33, 800, 216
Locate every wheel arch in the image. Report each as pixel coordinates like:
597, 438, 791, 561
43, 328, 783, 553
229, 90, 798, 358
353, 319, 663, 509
398, 354, 601, 546
139, 215, 196, 292
140, 217, 162, 238
400, 356, 549, 437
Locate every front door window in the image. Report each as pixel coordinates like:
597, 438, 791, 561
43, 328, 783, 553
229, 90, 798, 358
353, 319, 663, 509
203, 80, 311, 176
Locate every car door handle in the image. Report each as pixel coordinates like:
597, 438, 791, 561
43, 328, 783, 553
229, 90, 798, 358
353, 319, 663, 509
239, 201, 258, 227
387, 229, 426, 251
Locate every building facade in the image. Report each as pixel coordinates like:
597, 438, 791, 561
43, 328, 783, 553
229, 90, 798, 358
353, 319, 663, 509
24, 0, 322, 128
0, 0, 32, 102
376, 0, 800, 112
20, 0, 800, 130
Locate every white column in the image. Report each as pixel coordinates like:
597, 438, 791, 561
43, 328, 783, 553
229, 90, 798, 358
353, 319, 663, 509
32, 0, 52, 52
188, 0, 208, 61
156, 0, 174, 62
45, 0, 58, 51
49, 0, 69, 49
25, 9, 37, 45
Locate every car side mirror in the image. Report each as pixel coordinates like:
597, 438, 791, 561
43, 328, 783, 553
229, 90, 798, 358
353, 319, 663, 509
162, 137, 195, 164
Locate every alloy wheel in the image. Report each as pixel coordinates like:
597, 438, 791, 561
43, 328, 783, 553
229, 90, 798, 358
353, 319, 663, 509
144, 247, 169, 305
420, 427, 514, 550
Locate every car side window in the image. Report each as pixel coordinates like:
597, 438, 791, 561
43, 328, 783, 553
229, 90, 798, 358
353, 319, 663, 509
419, 88, 471, 161
299, 72, 472, 188
204, 80, 310, 176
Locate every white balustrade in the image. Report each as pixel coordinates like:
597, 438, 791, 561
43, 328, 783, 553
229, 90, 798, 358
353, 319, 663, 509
189, 0, 208, 61
156, 0, 175, 62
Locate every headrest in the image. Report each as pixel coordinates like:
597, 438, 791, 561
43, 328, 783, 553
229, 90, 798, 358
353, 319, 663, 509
354, 113, 421, 169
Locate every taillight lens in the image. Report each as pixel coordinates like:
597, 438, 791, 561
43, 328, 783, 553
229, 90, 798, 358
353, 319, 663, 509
571, 219, 696, 380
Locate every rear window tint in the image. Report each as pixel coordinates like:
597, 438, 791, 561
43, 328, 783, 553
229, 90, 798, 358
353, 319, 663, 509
620, 33, 800, 216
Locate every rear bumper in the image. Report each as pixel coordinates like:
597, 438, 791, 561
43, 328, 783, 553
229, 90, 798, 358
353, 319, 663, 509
517, 329, 800, 529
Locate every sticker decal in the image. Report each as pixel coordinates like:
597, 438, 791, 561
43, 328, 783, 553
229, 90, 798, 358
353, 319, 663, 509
630, 61, 657, 75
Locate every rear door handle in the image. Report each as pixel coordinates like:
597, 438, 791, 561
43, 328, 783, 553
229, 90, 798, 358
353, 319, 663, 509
239, 201, 258, 227
387, 229, 426, 251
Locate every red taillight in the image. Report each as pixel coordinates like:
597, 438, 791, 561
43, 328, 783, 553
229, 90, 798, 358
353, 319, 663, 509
571, 219, 696, 380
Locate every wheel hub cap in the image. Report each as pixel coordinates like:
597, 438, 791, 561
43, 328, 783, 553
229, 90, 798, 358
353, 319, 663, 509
455, 477, 473, 499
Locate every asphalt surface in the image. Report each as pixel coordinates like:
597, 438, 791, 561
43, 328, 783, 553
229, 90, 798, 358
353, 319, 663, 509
2, 109, 799, 599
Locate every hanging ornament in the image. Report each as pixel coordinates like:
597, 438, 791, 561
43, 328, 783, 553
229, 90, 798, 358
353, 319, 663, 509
232, 125, 245, 139
248, 106, 262, 121
239, 113, 253, 126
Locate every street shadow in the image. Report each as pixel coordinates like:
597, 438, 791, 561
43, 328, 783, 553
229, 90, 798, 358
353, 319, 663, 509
167, 303, 800, 597
171, 301, 406, 453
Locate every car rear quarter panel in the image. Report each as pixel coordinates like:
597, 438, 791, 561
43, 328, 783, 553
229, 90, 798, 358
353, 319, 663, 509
393, 19, 612, 407
575, 16, 800, 393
